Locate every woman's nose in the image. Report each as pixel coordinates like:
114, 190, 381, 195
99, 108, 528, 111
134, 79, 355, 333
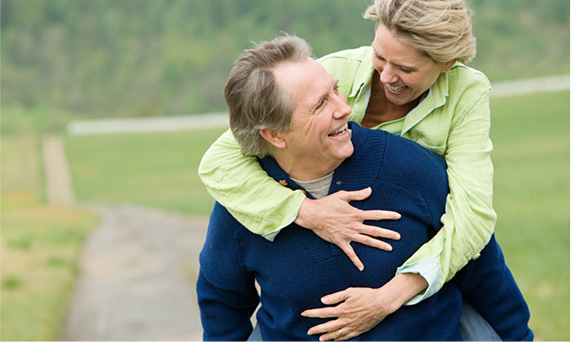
380, 65, 398, 84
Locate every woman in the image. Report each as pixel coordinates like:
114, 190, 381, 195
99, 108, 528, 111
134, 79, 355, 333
200, 0, 500, 339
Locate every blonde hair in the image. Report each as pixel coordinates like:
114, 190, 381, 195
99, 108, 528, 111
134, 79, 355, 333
225, 34, 313, 157
364, 0, 476, 63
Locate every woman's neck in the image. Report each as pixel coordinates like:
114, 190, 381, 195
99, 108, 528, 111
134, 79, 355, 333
360, 71, 422, 128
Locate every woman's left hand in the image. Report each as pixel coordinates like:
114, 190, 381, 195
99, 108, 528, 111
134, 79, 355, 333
301, 287, 395, 341
301, 274, 428, 341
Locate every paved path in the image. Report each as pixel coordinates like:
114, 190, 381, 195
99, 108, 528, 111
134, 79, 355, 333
62, 204, 208, 341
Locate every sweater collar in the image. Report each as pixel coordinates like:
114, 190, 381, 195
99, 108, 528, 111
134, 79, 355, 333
259, 122, 368, 199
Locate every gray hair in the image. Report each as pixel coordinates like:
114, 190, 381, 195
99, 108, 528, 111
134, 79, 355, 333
364, 0, 477, 63
225, 34, 313, 157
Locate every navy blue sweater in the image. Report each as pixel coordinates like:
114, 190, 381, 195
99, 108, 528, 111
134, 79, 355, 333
197, 122, 532, 341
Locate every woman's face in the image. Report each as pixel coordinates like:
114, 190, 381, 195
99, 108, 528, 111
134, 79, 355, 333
371, 24, 454, 106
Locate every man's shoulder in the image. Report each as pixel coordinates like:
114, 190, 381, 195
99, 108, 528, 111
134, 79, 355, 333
207, 202, 244, 237
351, 123, 447, 184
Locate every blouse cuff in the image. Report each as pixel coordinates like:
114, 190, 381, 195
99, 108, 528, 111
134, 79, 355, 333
397, 259, 441, 305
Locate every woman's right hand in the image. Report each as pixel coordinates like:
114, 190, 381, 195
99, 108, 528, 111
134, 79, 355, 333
294, 187, 401, 271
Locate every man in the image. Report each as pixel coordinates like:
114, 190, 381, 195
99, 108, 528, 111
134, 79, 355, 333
196, 35, 532, 341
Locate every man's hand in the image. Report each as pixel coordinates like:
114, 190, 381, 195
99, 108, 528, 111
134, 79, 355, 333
294, 187, 401, 271
301, 274, 428, 341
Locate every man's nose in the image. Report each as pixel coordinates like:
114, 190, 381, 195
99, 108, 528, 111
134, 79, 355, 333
333, 94, 351, 119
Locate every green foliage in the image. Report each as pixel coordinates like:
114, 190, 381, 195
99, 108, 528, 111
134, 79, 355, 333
470, 0, 570, 81
1, 0, 568, 120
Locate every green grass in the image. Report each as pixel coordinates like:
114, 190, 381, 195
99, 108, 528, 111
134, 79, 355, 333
65, 127, 227, 215
490, 90, 570, 341
1, 134, 99, 341
63, 91, 569, 340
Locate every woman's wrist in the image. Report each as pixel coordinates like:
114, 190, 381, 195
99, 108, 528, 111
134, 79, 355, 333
374, 273, 428, 313
294, 198, 315, 229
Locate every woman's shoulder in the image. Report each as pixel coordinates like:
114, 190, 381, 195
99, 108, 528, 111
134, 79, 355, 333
447, 62, 491, 93
318, 46, 372, 63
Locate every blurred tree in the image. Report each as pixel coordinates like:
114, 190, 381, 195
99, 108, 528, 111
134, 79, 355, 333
1, 0, 568, 120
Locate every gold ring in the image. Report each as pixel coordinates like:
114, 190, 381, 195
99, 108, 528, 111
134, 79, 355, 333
338, 329, 344, 336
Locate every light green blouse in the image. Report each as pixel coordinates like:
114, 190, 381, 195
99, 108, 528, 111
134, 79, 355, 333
198, 46, 496, 303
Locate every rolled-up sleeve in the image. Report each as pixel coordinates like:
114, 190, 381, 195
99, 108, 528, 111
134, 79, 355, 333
399, 88, 496, 292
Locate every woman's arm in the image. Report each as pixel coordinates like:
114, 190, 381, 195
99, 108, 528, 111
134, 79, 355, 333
302, 86, 496, 340
302, 274, 427, 341
199, 129, 305, 236
199, 129, 401, 269
398, 89, 496, 300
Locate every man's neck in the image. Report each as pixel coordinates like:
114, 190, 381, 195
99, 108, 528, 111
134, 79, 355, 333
273, 156, 340, 182
290, 172, 334, 199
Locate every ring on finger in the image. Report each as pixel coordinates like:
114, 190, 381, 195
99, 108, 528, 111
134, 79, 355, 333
338, 329, 344, 337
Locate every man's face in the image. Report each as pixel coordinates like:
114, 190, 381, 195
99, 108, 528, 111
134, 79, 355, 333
272, 58, 353, 181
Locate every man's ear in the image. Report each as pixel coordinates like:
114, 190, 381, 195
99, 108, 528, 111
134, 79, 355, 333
441, 59, 456, 73
259, 128, 286, 149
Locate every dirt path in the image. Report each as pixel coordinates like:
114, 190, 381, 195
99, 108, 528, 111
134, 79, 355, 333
62, 204, 208, 341
43, 135, 75, 207
42, 134, 208, 340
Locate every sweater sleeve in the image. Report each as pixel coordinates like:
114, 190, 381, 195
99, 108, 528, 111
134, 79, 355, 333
453, 235, 534, 341
198, 129, 307, 238
197, 204, 261, 340
398, 88, 496, 299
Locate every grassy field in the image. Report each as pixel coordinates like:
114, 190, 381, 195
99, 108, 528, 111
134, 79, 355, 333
65, 90, 570, 340
0, 134, 99, 341
64, 127, 227, 215
489, 91, 570, 340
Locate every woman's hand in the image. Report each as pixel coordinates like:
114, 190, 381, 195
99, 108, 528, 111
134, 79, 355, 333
294, 187, 401, 271
301, 274, 428, 341
302, 287, 396, 341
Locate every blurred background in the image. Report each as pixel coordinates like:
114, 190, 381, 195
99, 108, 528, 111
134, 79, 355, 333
1, 0, 569, 340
